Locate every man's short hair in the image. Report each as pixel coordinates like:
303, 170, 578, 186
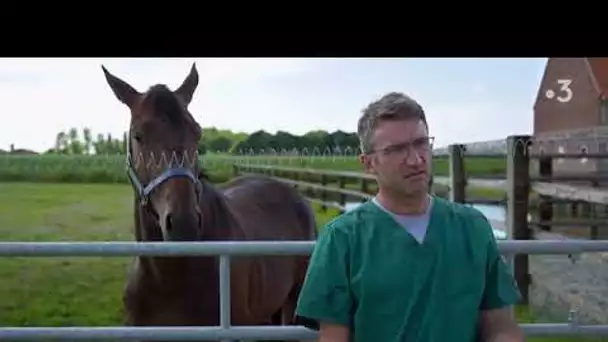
357, 92, 427, 153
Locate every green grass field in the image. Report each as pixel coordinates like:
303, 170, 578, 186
0, 182, 602, 341
0, 153, 507, 184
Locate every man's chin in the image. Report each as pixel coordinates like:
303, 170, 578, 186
400, 180, 428, 195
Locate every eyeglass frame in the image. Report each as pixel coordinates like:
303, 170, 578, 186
364, 136, 435, 158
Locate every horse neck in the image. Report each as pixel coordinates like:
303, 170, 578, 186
198, 180, 240, 241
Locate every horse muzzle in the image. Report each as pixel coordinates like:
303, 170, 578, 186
160, 209, 202, 241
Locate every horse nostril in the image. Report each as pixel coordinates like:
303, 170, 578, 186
165, 214, 173, 232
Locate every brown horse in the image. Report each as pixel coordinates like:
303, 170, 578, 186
101, 63, 317, 342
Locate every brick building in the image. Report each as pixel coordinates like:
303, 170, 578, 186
533, 58, 608, 174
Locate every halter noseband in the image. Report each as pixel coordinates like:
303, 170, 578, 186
125, 132, 203, 211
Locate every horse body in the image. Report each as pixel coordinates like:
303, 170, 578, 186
101, 63, 317, 342
125, 174, 315, 329
221, 175, 316, 324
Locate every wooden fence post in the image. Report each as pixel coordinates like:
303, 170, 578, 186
338, 176, 346, 208
360, 178, 369, 203
292, 171, 299, 191
320, 174, 328, 213
538, 156, 553, 232
448, 144, 466, 203
590, 180, 599, 240
506, 135, 532, 305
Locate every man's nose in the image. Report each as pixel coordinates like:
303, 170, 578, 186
404, 147, 424, 165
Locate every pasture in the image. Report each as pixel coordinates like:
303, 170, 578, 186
0, 182, 603, 342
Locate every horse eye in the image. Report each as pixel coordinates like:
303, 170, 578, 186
133, 133, 143, 143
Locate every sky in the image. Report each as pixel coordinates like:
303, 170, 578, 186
0, 57, 547, 153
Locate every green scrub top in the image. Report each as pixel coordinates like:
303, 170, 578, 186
295, 195, 520, 342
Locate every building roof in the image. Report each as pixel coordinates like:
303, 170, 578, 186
586, 58, 608, 98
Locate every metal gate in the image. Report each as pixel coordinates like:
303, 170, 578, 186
0, 240, 608, 340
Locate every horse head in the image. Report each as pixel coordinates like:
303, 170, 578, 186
102, 63, 204, 242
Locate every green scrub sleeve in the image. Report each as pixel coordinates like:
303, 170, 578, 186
479, 217, 522, 310
295, 224, 353, 330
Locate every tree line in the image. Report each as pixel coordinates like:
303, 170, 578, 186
47, 128, 127, 155
42, 127, 362, 156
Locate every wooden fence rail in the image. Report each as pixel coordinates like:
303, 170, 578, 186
233, 134, 608, 304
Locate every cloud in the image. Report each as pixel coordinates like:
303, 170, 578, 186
0, 58, 313, 152
471, 82, 487, 95
426, 100, 533, 147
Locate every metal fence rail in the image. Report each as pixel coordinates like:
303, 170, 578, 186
2, 240, 608, 256
1, 240, 608, 340
2, 324, 608, 341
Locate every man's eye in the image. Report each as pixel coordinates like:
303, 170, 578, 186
412, 139, 425, 147
384, 145, 404, 154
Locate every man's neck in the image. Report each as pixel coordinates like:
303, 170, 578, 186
375, 191, 431, 216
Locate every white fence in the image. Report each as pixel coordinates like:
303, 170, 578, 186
1, 240, 608, 340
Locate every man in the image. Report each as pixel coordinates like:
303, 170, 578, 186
295, 92, 525, 342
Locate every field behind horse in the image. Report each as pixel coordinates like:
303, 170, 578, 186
0, 153, 507, 184
0, 182, 602, 342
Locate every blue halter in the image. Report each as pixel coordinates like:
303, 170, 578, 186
125, 133, 203, 208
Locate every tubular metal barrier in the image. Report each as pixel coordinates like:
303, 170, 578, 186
0, 240, 607, 340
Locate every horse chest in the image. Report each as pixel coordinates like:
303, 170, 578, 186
232, 258, 295, 323
127, 286, 219, 326
125, 265, 220, 326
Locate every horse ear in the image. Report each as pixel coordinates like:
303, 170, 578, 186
101, 65, 140, 108
175, 62, 199, 105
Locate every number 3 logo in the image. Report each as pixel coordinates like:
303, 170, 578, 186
556, 79, 573, 103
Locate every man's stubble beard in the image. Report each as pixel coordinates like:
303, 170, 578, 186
388, 176, 430, 200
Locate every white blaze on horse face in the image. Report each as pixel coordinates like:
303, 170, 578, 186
155, 202, 172, 241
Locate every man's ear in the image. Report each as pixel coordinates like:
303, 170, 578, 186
359, 153, 375, 174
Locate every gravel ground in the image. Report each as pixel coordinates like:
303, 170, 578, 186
527, 230, 608, 324
488, 219, 607, 324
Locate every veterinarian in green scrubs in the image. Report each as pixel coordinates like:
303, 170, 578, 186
295, 92, 523, 342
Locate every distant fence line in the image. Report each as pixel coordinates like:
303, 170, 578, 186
0, 142, 519, 172
0, 151, 364, 170
3, 134, 608, 171
4, 132, 608, 160
234, 134, 608, 305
